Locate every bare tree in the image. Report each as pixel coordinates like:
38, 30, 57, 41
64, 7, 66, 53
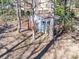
18, 0, 21, 17
31, 0, 35, 42
15, 0, 21, 33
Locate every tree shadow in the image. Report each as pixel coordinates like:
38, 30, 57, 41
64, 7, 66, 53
34, 30, 63, 59
0, 32, 44, 58
0, 24, 15, 34
0, 34, 32, 58
0, 26, 63, 59
15, 46, 30, 59
26, 43, 43, 59
35, 33, 44, 39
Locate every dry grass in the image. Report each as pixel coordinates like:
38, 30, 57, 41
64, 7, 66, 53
0, 19, 5, 25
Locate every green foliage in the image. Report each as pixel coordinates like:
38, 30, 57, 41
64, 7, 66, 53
55, 5, 64, 16
75, 0, 79, 8
21, 10, 30, 16
58, 10, 75, 31
0, 9, 8, 16
0, 9, 16, 15
0, 9, 16, 22
70, 10, 75, 18
58, 16, 74, 31
54, 0, 75, 32
0, 0, 11, 4
55, 0, 62, 5
0, 10, 3, 15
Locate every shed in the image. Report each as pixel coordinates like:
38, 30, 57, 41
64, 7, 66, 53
28, 14, 60, 33
28, 15, 51, 33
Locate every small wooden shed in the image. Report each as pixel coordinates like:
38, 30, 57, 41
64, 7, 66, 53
28, 15, 50, 32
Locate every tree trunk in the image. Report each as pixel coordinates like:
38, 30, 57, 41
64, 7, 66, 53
31, 0, 35, 42
18, 0, 21, 17
64, 0, 67, 15
15, 0, 21, 33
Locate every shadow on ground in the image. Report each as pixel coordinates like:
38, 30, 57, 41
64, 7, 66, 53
0, 27, 63, 59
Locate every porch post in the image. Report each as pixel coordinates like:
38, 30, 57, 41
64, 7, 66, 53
49, 18, 54, 40
45, 20, 48, 34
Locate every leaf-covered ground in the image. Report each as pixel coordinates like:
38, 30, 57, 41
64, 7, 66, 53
0, 19, 79, 59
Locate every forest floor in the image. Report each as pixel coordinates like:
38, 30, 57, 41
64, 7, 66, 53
0, 19, 79, 59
